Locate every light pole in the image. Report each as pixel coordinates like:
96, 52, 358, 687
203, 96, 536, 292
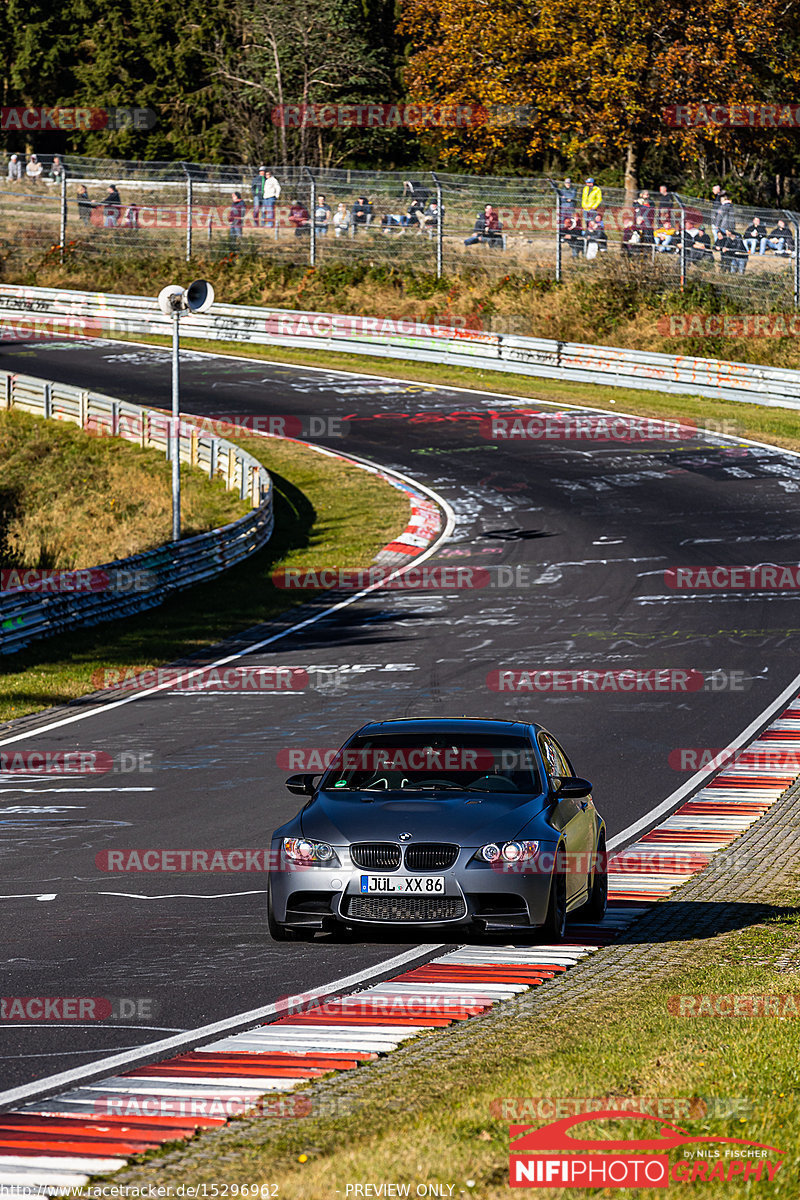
157, 280, 215, 541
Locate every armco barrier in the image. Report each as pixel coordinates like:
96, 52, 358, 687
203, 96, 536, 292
2, 284, 800, 410
0, 370, 273, 654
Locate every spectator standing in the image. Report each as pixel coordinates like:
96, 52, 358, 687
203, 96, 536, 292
634, 190, 655, 234
261, 170, 281, 229
656, 184, 674, 224
7, 155, 22, 182
289, 198, 310, 235
103, 184, 121, 227
581, 177, 602, 224
559, 176, 577, 222
709, 184, 724, 240
252, 166, 268, 226
26, 154, 42, 184
464, 204, 503, 247
716, 195, 735, 239
314, 194, 332, 235
76, 184, 94, 224
333, 202, 350, 236
229, 190, 246, 246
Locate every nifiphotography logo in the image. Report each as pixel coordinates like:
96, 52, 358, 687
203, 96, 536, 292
508, 1110, 784, 1188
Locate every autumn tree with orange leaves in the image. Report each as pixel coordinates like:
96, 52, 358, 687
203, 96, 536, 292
399, 0, 800, 193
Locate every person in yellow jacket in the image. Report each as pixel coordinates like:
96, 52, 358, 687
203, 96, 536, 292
581, 177, 602, 223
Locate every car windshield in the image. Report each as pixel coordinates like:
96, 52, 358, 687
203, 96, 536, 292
319, 732, 540, 795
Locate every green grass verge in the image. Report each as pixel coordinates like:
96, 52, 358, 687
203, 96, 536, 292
0, 431, 408, 724
95, 876, 800, 1199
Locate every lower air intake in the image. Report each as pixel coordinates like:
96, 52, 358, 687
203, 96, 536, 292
345, 895, 466, 921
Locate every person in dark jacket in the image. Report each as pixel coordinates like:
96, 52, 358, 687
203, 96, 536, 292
633, 190, 655, 232
656, 184, 674, 225
715, 195, 735, 237
561, 214, 584, 257
718, 228, 747, 273
352, 196, 373, 231
289, 199, 310, 235
464, 204, 503, 247
76, 185, 94, 225
765, 219, 794, 255
103, 184, 121, 227
584, 219, 607, 259
558, 176, 577, 222
228, 191, 246, 246
685, 223, 713, 266
743, 216, 768, 255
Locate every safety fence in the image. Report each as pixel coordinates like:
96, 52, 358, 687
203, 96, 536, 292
2, 156, 799, 306
0, 368, 274, 654
2, 283, 800, 412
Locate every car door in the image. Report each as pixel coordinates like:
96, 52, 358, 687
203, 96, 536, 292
538, 733, 592, 903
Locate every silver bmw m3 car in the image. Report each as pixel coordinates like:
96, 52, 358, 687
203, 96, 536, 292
268, 718, 607, 941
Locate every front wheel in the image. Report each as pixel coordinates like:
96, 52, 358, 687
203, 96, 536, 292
540, 849, 567, 941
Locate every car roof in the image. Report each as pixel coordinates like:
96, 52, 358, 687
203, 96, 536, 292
352, 718, 539, 738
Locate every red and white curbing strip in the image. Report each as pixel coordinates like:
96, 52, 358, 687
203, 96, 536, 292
0, 704, 798, 1184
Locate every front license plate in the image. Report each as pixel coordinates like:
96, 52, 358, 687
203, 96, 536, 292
360, 875, 445, 894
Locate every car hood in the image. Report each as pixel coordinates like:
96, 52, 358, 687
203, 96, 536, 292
297, 789, 549, 846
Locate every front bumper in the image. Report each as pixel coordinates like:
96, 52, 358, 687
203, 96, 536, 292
268, 848, 555, 932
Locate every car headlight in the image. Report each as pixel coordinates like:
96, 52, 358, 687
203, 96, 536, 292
476, 840, 539, 863
282, 837, 340, 866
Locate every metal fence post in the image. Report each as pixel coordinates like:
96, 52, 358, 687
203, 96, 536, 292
784, 211, 799, 307
184, 167, 193, 263
674, 193, 686, 290
304, 166, 316, 267
431, 172, 443, 279
59, 172, 67, 264
547, 181, 561, 283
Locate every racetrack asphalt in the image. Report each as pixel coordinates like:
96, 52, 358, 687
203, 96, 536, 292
1, 337, 799, 1090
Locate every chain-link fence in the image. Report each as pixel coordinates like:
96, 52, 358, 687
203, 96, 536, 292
2, 156, 799, 308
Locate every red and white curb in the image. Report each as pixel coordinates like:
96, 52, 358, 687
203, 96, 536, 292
1, 704, 799, 1186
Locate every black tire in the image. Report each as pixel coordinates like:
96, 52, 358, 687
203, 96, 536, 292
577, 835, 608, 922
540, 848, 567, 941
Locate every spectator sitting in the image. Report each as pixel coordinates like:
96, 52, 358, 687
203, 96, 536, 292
314, 194, 332, 235
584, 219, 607, 259
420, 201, 441, 236
289, 198, 310, 235
621, 219, 642, 258
7, 154, 22, 182
685, 223, 713, 266
764, 219, 794, 256
464, 204, 503, 248
654, 216, 678, 252
26, 154, 42, 184
103, 184, 121, 227
76, 185, 94, 224
333, 203, 350, 236
718, 228, 747, 274
352, 196, 373, 231
561, 214, 584, 257
402, 196, 427, 230
48, 155, 66, 184
743, 216, 768, 255
381, 211, 404, 233
121, 203, 140, 229
581, 176, 602, 223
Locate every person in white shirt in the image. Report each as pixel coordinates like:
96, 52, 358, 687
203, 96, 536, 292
333, 203, 350, 237
26, 154, 43, 184
261, 170, 281, 228
7, 155, 22, 182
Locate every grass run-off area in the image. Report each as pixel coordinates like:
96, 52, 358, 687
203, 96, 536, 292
0, 420, 408, 724
100, 874, 800, 1199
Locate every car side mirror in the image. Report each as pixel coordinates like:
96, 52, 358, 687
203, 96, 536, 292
285, 773, 318, 796
556, 777, 593, 800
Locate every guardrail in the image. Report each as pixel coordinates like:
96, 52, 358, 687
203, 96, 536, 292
2, 283, 800, 411
0, 368, 274, 654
